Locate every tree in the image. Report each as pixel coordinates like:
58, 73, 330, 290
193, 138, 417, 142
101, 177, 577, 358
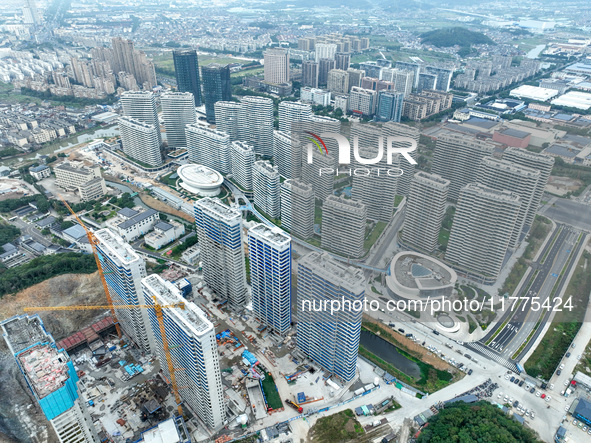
418, 401, 543, 443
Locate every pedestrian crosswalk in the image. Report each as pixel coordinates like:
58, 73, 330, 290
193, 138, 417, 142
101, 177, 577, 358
466, 342, 519, 373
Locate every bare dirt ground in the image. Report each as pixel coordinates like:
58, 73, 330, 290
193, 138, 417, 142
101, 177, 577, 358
0, 272, 107, 443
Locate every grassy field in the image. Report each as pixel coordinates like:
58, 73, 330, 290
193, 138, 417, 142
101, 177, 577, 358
524, 247, 591, 380
260, 373, 283, 410
308, 409, 364, 442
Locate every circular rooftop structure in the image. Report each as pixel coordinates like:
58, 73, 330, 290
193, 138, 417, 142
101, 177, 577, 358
177, 164, 224, 197
386, 252, 457, 300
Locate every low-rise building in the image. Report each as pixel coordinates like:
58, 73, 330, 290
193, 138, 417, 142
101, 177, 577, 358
54, 162, 107, 202
116, 208, 160, 242
29, 165, 51, 181
144, 221, 185, 250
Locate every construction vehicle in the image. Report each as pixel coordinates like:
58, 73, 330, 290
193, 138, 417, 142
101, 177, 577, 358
285, 399, 303, 413
23, 196, 186, 417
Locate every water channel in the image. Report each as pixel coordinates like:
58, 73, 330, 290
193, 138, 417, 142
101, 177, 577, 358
360, 329, 421, 379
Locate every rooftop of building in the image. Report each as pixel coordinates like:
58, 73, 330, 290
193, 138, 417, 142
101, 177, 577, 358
1, 315, 48, 355
299, 252, 366, 293
249, 224, 290, 248
63, 224, 87, 240
18, 343, 72, 399
498, 128, 530, 139
95, 229, 141, 264
391, 252, 456, 291
118, 207, 139, 219
185, 123, 229, 138
143, 275, 212, 337
481, 156, 540, 177
54, 162, 94, 175
30, 165, 49, 172
118, 116, 157, 130
154, 221, 173, 232
545, 144, 581, 158
118, 209, 158, 230
463, 182, 522, 203
195, 197, 241, 222
414, 171, 450, 187
253, 160, 279, 176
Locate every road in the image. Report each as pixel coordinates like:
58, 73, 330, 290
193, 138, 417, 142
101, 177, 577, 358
12, 217, 52, 247
462, 225, 584, 371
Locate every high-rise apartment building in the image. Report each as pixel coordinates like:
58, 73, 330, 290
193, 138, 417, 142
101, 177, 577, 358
321, 195, 366, 258
111, 37, 157, 88
253, 160, 281, 218
402, 172, 450, 253
327, 69, 350, 94
382, 121, 420, 196
351, 146, 400, 222
95, 229, 155, 353
185, 124, 231, 174
446, 183, 521, 280
334, 52, 351, 71
417, 73, 437, 91
431, 132, 495, 201
318, 58, 335, 87
376, 91, 404, 122
248, 224, 292, 335
22, 0, 40, 25
161, 92, 196, 149
214, 101, 242, 141
302, 60, 319, 88
348, 86, 377, 116
315, 43, 337, 62
142, 275, 226, 429
194, 198, 248, 308
394, 61, 421, 88
238, 96, 274, 156
359, 61, 382, 79
230, 141, 255, 191
296, 252, 365, 382
118, 116, 163, 167
120, 90, 161, 145
273, 130, 296, 178
201, 64, 232, 123
347, 68, 365, 91
1, 315, 100, 443
278, 101, 312, 133
280, 179, 315, 239
478, 157, 540, 248
382, 68, 414, 97
425, 66, 453, 92
264, 48, 290, 84
503, 147, 555, 229
172, 49, 203, 106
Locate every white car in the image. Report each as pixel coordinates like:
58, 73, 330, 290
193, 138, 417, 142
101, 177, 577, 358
498, 393, 502, 399
549, 384, 554, 390
578, 355, 582, 360
531, 412, 535, 419
560, 363, 565, 370
546, 396, 551, 402
509, 397, 514, 403
565, 380, 569, 386
565, 405, 570, 411
505, 374, 511, 380
536, 391, 541, 397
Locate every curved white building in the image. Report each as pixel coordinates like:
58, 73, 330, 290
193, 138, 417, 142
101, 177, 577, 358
386, 252, 457, 300
177, 164, 224, 196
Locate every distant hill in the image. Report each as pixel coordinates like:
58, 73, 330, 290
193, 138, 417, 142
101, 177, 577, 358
420, 27, 494, 48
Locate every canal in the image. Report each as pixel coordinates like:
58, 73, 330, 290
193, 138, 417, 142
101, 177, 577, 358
360, 329, 421, 379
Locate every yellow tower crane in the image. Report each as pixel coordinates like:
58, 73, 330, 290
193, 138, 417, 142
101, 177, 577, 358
24, 197, 186, 417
